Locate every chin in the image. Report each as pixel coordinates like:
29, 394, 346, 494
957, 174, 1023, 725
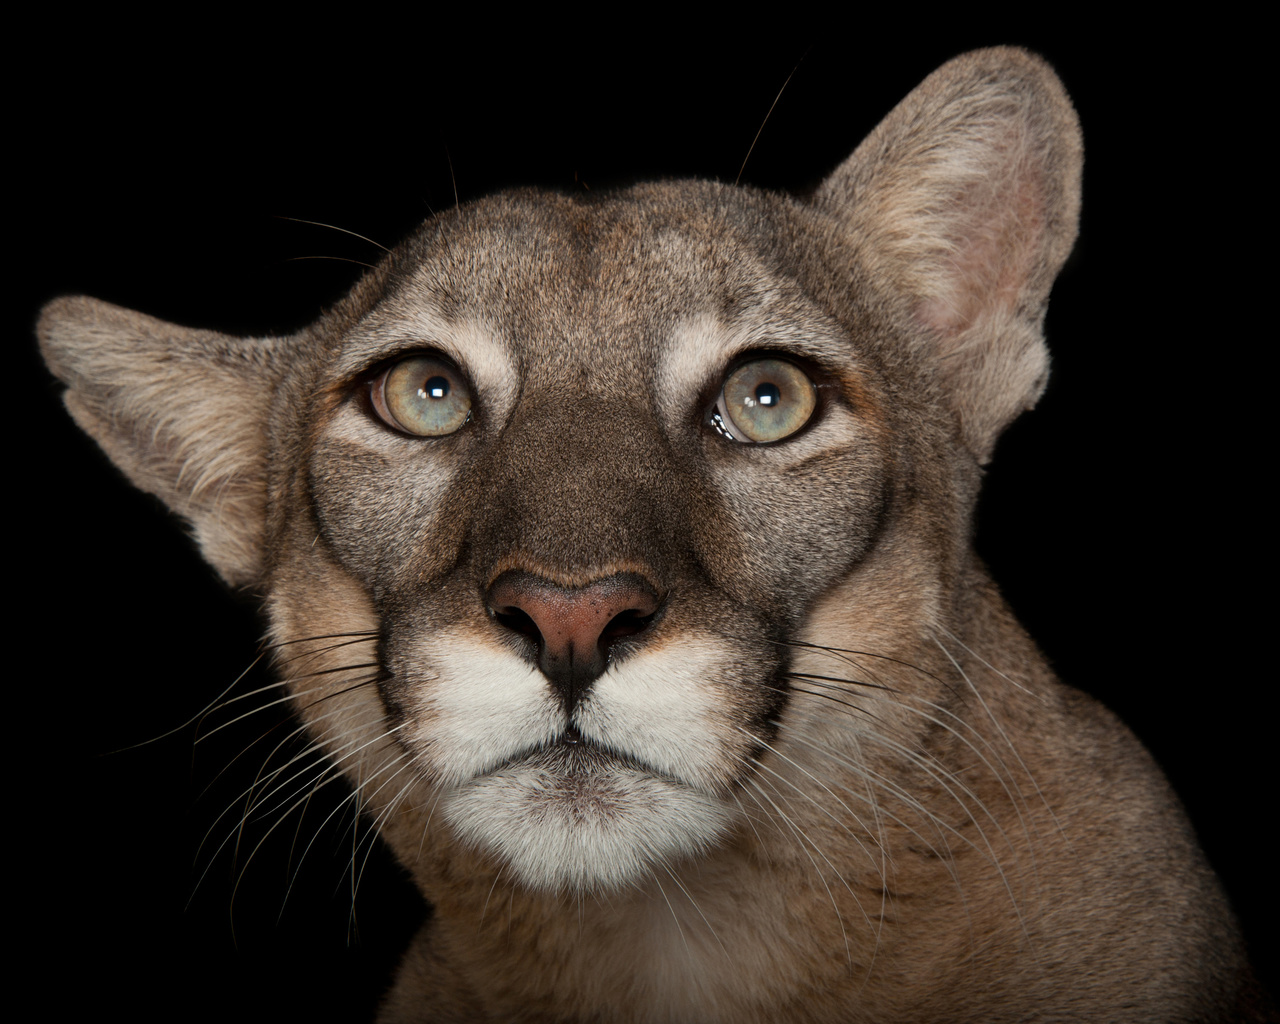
440, 744, 735, 893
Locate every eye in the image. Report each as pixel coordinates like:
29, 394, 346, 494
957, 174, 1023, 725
709, 358, 817, 443
371, 354, 472, 436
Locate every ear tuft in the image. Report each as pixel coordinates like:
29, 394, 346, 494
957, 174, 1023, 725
38, 296, 281, 586
816, 47, 1082, 462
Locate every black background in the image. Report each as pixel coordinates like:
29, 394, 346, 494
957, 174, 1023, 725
16, 17, 1273, 1021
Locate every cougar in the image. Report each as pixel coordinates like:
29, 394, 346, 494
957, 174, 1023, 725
39, 48, 1257, 1022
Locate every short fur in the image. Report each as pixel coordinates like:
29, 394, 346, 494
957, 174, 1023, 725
39, 49, 1255, 1022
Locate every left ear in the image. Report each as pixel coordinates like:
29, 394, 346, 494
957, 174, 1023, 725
816, 47, 1082, 463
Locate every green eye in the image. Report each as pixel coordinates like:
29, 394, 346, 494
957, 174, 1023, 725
372, 355, 472, 436
712, 358, 817, 443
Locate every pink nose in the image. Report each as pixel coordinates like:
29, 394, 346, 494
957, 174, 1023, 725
486, 571, 662, 710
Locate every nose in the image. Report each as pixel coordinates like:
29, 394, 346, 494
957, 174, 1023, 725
485, 571, 662, 712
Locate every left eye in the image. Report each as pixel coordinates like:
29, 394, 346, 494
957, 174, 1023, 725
371, 355, 472, 436
709, 358, 817, 443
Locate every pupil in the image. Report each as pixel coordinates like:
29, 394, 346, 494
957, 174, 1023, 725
420, 376, 450, 400
755, 381, 781, 407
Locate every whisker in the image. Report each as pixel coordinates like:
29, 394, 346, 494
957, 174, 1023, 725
345, 756, 427, 918
735, 52, 808, 186
285, 255, 377, 270
100, 649, 270, 755
660, 863, 730, 961
274, 216, 392, 253
775, 638, 945, 683
193, 671, 385, 802
788, 683, 1021, 850
931, 629, 1068, 844
287, 749, 417, 924
773, 675, 880, 724
263, 630, 380, 652
444, 146, 460, 214
225, 722, 411, 921
195, 657, 381, 747
788, 670, 897, 694
650, 873, 693, 965
194, 692, 389, 871
787, 689, 1032, 940
479, 863, 506, 928
785, 670, 1037, 848
269, 634, 380, 671
743, 775, 853, 967
739, 726, 885, 875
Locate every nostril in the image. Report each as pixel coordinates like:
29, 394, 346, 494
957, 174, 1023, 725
600, 607, 657, 646
492, 605, 543, 646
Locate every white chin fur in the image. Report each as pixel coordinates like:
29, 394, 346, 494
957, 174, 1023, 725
441, 747, 734, 893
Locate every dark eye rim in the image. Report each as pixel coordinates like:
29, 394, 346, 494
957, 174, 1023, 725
704, 351, 829, 446
362, 349, 476, 438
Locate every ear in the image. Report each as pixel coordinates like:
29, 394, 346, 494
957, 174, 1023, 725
38, 295, 281, 587
816, 47, 1082, 463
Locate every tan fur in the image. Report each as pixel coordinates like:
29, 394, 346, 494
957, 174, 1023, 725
38, 49, 1256, 1021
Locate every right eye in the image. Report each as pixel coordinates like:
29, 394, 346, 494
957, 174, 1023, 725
370, 355, 472, 436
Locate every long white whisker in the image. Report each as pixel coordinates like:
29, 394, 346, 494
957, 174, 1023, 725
102, 650, 270, 755
225, 722, 410, 918
660, 863, 730, 961
790, 674, 1038, 867
743, 775, 853, 967
931, 628, 1069, 845
651, 874, 693, 965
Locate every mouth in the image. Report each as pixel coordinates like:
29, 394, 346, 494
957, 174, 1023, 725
480, 724, 658, 783
442, 723, 735, 893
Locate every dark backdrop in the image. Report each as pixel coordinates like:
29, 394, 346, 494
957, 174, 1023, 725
16, 19, 1272, 1020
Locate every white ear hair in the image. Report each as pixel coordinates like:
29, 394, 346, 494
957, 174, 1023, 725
816, 47, 1082, 462
38, 295, 281, 586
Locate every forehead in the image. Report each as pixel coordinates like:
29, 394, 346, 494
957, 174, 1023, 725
328, 182, 842, 385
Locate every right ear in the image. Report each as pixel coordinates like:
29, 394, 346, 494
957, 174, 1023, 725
38, 295, 282, 587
